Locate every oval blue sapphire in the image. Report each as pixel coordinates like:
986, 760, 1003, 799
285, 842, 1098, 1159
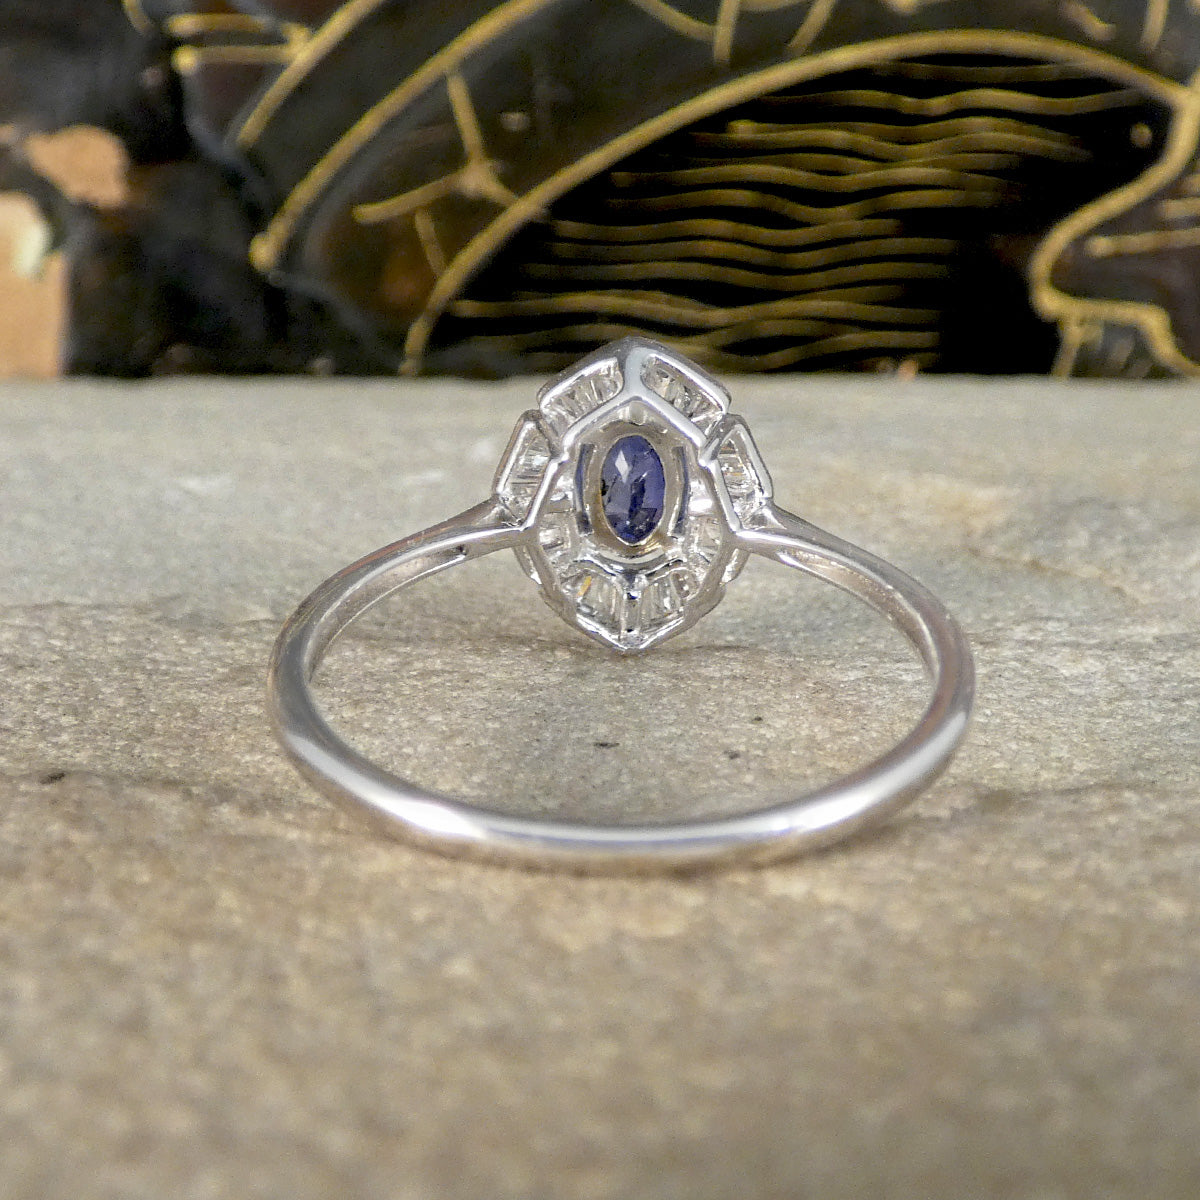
600, 435, 666, 544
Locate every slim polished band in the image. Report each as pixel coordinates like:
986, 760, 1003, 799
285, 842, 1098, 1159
268, 338, 974, 871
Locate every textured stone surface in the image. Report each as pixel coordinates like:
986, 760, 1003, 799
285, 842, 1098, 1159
0, 376, 1198, 1199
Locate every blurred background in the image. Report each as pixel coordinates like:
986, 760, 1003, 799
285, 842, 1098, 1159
0, 127, 124, 376
2, 1, 1196, 381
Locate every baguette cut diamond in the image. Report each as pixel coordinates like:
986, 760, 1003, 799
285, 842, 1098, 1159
600, 435, 665, 543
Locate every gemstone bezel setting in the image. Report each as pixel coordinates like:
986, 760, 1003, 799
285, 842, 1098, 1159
599, 433, 667, 546
582, 420, 683, 557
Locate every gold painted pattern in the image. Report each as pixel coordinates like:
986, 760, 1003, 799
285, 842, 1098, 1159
120, 0, 154, 36
553, 213, 913, 245
165, 10, 312, 74
695, 115, 1086, 154
542, 233, 958, 264
1060, 1, 1118, 41
412, 208, 447, 273
397, 30, 1187, 370
756, 84, 1143, 115
1140, 0, 1170, 49
787, 0, 840, 53
1030, 66, 1200, 375
447, 65, 1150, 373
600, 183, 1010, 220
613, 162, 1008, 189
714, 0, 743, 64
1087, 223, 1200, 252
214, 0, 1199, 374
1156, 193, 1200, 216
352, 73, 515, 224
457, 323, 940, 369
248, 0, 559, 269
449, 288, 939, 325
516, 257, 952, 289
621, 0, 712, 41
237, 0, 395, 147
173, 44, 300, 72
238, 0, 559, 157
624, 0, 836, 56
165, 13, 301, 37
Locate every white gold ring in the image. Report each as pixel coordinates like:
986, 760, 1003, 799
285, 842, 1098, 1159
268, 337, 974, 871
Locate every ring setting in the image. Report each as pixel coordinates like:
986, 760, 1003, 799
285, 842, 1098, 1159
498, 338, 763, 652
269, 337, 974, 871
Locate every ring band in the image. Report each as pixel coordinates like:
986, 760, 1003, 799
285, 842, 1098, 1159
268, 338, 975, 871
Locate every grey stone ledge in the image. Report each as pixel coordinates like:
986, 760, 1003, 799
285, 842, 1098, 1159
0, 375, 1198, 1200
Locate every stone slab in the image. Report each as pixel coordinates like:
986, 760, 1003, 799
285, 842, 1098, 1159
0, 376, 1198, 1199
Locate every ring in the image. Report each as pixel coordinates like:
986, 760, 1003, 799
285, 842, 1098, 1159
268, 337, 975, 871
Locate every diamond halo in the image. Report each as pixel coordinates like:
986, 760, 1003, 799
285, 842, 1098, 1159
492, 338, 773, 651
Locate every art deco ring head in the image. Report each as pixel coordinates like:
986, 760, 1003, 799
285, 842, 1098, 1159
268, 338, 974, 871
496, 338, 764, 652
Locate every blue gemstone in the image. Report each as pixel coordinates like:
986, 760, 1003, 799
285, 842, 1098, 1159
600, 435, 666, 544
